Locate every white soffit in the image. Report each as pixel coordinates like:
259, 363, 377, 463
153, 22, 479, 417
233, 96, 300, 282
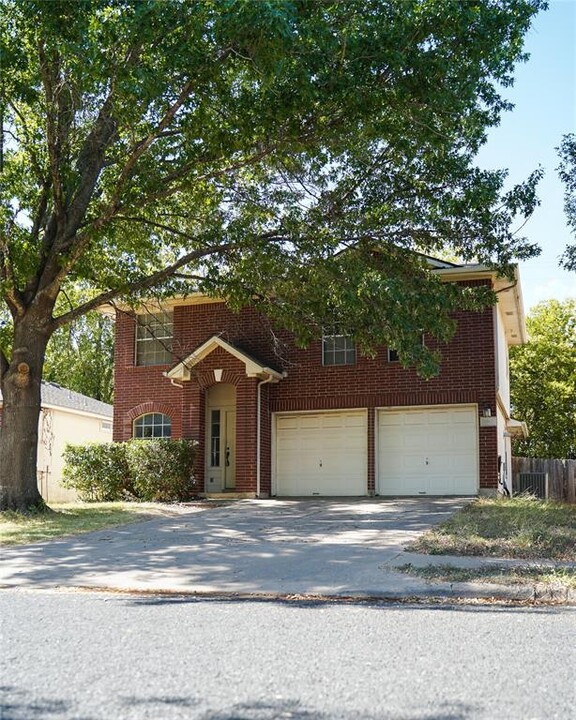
435, 264, 526, 345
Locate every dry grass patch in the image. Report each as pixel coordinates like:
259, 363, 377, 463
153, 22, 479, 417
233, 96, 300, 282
408, 496, 576, 561
397, 563, 576, 590
0, 502, 193, 546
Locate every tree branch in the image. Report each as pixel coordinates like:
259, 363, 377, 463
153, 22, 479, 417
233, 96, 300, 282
62, 91, 118, 239
8, 101, 47, 185
113, 214, 206, 241
38, 42, 65, 224
51, 241, 238, 328
0, 231, 26, 317
103, 48, 233, 218
0, 346, 9, 380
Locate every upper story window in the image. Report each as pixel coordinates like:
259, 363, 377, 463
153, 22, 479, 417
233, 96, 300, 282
133, 413, 172, 439
322, 333, 356, 366
135, 311, 173, 366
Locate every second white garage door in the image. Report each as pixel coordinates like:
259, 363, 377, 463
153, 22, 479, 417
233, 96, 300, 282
274, 411, 367, 496
377, 406, 478, 496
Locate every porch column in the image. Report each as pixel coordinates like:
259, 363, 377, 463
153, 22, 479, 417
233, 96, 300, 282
236, 376, 258, 493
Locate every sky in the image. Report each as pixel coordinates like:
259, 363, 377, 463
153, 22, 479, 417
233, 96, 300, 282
476, 0, 576, 314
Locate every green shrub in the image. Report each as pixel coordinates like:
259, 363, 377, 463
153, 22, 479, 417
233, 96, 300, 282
62, 442, 131, 501
62, 440, 197, 502
126, 439, 197, 502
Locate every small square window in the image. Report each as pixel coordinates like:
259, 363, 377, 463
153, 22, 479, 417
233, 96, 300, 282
322, 333, 356, 366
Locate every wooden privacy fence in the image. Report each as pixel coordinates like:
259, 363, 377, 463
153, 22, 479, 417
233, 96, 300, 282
512, 457, 576, 504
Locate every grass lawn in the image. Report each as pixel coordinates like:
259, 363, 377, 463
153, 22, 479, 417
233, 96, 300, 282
0, 502, 190, 546
407, 496, 576, 561
397, 563, 576, 589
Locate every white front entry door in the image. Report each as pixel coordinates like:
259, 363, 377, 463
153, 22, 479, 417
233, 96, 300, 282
205, 384, 236, 492
274, 410, 367, 496
377, 406, 478, 496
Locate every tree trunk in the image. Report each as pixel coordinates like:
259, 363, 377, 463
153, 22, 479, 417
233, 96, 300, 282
0, 313, 52, 512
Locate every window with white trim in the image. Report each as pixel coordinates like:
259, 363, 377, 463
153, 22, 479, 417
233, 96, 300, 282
133, 413, 172, 439
322, 333, 356, 366
135, 311, 173, 366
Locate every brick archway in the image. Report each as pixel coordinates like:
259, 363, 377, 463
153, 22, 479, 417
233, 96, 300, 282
124, 402, 176, 439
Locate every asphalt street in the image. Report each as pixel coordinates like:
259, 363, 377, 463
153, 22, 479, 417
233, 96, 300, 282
1, 589, 574, 720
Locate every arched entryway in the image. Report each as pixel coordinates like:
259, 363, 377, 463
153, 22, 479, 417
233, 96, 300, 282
205, 383, 236, 492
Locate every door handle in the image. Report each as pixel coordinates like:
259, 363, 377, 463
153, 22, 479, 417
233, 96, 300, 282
226, 447, 231, 466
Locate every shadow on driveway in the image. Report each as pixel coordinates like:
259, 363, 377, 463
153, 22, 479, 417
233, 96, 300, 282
0, 498, 468, 595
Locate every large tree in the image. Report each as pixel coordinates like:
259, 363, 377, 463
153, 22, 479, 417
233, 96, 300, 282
0, 0, 544, 510
510, 299, 576, 459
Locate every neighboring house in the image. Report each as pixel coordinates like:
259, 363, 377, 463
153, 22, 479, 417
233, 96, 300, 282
112, 259, 527, 498
0, 382, 113, 502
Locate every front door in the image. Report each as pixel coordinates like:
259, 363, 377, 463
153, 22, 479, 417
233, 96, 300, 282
205, 384, 236, 492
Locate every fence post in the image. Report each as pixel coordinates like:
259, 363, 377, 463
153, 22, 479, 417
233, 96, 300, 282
567, 460, 576, 505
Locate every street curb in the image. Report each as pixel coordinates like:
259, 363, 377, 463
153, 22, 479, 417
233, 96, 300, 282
1, 583, 575, 606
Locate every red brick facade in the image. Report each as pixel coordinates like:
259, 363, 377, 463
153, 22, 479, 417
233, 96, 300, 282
113, 285, 500, 496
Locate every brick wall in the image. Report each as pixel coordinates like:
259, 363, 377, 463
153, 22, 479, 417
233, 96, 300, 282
113, 283, 498, 493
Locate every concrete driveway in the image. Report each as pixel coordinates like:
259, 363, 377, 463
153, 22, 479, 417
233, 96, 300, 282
0, 498, 468, 596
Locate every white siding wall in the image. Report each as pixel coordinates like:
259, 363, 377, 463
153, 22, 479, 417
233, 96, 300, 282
494, 305, 514, 496
495, 305, 511, 410
495, 407, 512, 496
37, 408, 112, 503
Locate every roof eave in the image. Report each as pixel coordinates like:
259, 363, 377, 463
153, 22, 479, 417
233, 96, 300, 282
165, 336, 284, 383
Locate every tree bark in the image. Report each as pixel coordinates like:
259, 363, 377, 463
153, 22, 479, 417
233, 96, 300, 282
0, 310, 52, 512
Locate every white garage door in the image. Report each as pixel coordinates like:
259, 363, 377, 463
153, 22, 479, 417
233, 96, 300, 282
378, 406, 478, 496
275, 411, 367, 496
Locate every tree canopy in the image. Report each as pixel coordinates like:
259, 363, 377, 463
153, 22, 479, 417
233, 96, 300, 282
558, 133, 576, 271
43, 314, 114, 404
0, 0, 545, 509
510, 299, 576, 459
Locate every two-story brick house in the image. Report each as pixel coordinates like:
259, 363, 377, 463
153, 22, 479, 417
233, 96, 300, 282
112, 260, 527, 498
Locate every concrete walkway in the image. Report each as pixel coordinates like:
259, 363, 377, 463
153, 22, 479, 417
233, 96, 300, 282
1, 498, 573, 602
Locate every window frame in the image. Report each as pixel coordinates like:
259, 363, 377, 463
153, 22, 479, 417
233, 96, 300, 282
134, 311, 173, 367
133, 413, 172, 439
322, 332, 356, 367
209, 409, 221, 467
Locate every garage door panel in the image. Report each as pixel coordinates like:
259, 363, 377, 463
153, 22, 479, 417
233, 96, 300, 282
378, 406, 478, 496
344, 414, 366, 428
275, 411, 367, 496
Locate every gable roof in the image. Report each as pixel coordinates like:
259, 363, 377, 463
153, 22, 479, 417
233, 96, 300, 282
166, 336, 284, 382
0, 382, 113, 419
